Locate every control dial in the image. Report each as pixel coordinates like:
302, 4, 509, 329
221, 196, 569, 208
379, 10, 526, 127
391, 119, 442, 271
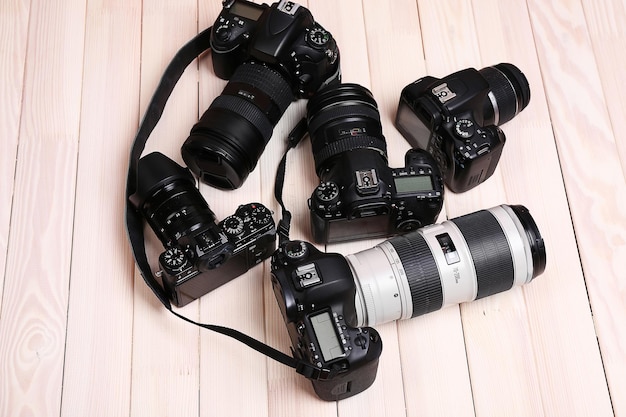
162, 247, 187, 271
222, 215, 244, 235
251, 205, 272, 225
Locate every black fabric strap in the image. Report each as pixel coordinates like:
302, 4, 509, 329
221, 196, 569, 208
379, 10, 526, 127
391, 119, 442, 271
124, 27, 323, 378
274, 118, 309, 245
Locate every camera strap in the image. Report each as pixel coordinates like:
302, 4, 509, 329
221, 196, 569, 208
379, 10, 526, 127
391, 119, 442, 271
274, 117, 308, 245
124, 26, 331, 380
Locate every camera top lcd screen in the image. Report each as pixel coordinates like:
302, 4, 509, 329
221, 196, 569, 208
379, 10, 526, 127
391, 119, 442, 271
230, 2, 265, 21
394, 175, 434, 194
310, 311, 344, 362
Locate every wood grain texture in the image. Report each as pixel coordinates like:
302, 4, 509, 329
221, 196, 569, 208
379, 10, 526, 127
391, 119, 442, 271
0, 0, 29, 313
60, 1, 140, 416
527, 1, 626, 415
130, 2, 202, 417
0, 0, 87, 415
0, 1, 624, 416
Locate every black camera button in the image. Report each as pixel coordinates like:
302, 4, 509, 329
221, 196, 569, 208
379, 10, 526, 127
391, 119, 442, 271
354, 334, 368, 349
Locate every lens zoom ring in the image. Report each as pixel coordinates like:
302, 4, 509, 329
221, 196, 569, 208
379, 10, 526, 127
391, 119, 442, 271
210, 95, 274, 141
313, 135, 388, 172
480, 67, 518, 124
308, 105, 381, 137
388, 233, 443, 317
230, 62, 294, 113
452, 210, 514, 299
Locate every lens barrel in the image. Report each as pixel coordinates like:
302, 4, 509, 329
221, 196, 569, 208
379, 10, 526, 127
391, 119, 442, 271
347, 204, 546, 327
479, 63, 531, 126
182, 61, 295, 189
129, 152, 219, 248
306, 83, 388, 175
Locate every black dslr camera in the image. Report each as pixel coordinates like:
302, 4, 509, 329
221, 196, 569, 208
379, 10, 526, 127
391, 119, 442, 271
182, 0, 341, 190
270, 240, 383, 401
395, 63, 530, 193
307, 84, 444, 244
129, 152, 276, 307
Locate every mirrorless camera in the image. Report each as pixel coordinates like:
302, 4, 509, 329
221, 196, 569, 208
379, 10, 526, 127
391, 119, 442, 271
182, 0, 341, 190
270, 241, 383, 401
272, 204, 545, 330
307, 83, 444, 244
129, 152, 276, 307
395, 63, 531, 192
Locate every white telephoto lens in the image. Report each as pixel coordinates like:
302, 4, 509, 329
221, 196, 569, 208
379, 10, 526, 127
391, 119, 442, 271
347, 204, 546, 327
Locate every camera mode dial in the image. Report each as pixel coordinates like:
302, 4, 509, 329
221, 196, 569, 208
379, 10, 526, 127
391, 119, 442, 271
284, 240, 308, 260
315, 181, 339, 202
307, 25, 330, 48
454, 119, 475, 139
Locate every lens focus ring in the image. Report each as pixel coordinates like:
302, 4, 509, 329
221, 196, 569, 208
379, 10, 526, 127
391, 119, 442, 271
451, 210, 515, 299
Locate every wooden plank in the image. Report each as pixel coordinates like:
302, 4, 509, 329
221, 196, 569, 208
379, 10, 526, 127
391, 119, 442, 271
129, 1, 202, 417
299, 2, 408, 416
418, 0, 615, 415
414, 2, 544, 416
0, 0, 87, 415
579, 1, 626, 414
196, 2, 272, 416
257, 0, 340, 412
0, 0, 29, 312
59, 1, 141, 416
362, 1, 475, 416
526, 0, 625, 415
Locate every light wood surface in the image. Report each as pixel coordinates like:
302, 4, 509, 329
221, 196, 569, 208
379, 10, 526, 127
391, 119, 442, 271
1, 1, 625, 416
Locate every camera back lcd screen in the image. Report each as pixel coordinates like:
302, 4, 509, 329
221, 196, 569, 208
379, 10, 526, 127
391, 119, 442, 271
396, 102, 432, 150
310, 311, 344, 362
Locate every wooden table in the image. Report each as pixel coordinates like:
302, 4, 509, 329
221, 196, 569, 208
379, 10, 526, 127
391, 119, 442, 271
1, 0, 625, 416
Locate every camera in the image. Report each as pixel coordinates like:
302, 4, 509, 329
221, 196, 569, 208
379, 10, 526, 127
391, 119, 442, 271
306, 83, 444, 244
129, 152, 276, 307
181, 0, 341, 190
272, 204, 545, 330
270, 241, 383, 401
395, 63, 531, 192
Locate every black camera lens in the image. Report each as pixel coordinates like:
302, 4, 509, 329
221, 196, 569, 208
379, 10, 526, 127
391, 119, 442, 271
479, 63, 531, 126
182, 61, 295, 189
129, 152, 233, 270
306, 83, 388, 175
